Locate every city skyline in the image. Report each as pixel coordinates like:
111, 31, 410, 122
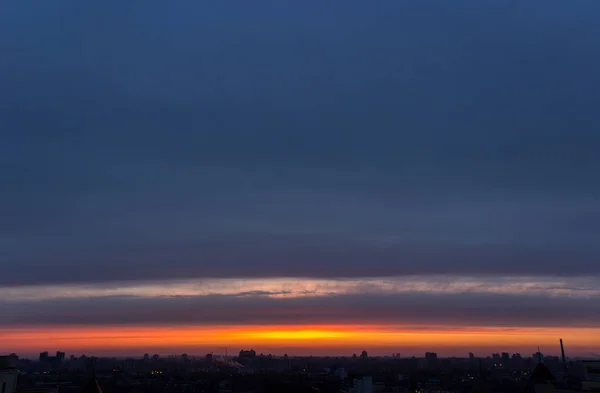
2, 1, 600, 357
8, 344, 589, 360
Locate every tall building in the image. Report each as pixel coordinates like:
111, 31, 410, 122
511, 353, 523, 368
39, 351, 65, 363
239, 349, 256, 359
425, 352, 438, 369
425, 352, 438, 361
0, 370, 18, 393
342, 376, 372, 393
0, 357, 18, 393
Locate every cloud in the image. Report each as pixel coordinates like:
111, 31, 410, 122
2, 284, 599, 328
3, 276, 599, 302
1, 1, 600, 286
2, 232, 600, 285
1, 179, 599, 285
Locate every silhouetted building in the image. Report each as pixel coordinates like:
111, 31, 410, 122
123, 358, 135, 370
239, 349, 256, 359
342, 376, 372, 393
0, 356, 18, 393
582, 360, 600, 392
0, 369, 18, 393
512, 353, 524, 369
524, 363, 555, 393
425, 352, 437, 361
425, 352, 438, 369
533, 351, 544, 363
85, 357, 97, 374
0, 355, 17, 369
334, 367, 347, 379
39, 351, 65, 363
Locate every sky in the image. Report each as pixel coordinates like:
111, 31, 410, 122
1, 0, 600, 358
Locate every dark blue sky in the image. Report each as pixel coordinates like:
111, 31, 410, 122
2, 0, 600, 286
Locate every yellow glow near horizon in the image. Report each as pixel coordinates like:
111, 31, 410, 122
234, 329, 356, 340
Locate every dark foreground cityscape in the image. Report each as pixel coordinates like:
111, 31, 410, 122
2, 340, 600, 393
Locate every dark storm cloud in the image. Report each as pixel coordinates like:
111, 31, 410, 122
2, 185, 599, 285
2, 292, 599, 328
3, 234, 600, 286
2, 1, 600, 284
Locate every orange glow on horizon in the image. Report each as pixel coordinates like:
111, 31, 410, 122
2, 324, 599, 356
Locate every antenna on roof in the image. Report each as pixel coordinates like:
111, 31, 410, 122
560, 339, 566, 364
537, 347, 542, 363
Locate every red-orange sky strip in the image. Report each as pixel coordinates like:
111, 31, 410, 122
3, 324, 599, 355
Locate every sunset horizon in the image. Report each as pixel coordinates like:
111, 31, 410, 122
5, 323, 599, 359
4, 274, 600, 358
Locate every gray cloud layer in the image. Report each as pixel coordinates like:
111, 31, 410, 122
3, 291, 599, 328
2, 1, 600, 285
